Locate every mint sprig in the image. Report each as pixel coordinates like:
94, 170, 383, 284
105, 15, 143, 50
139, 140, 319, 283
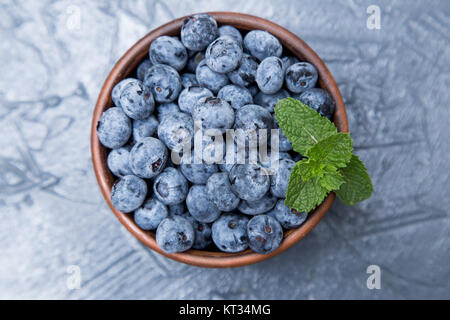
275, 98, 337, 155
275, 98, 373, 212
285, 171, 328, 213
306, 132, 353, 169
335, 154, 373, 205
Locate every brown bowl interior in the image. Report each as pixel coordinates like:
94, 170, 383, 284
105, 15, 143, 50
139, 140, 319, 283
91, 12, 348, 268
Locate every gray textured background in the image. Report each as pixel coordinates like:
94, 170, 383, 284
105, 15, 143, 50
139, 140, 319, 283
0, 0, 449, 300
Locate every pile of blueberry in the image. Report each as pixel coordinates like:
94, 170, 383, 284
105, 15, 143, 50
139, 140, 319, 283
97, 14, 335, 255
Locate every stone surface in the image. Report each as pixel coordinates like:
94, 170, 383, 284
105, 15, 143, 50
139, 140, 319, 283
0, 0, 449, 299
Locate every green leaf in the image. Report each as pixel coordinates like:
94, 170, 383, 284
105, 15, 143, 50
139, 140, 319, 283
285, 162, 329, 212
274, 98, 337, 155
306, 133, 353, 168
320, 167, 344, 191
336, 154, 374, 205
292, 132, 351, 192
295, 158, 323, 181
292, 159, 343, 198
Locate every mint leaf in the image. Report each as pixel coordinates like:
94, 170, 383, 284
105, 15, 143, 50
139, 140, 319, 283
320, 167, 344, 191
285, 162, 329, 212
336, 154, 374, 205
290, 132, 351, 194
286, 158, 343, 212
306, 133, 353, 168
275, 98, 337, 155
295, 158, 324, 181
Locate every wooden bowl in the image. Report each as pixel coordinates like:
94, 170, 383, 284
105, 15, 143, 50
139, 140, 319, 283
91, 12, 348, 268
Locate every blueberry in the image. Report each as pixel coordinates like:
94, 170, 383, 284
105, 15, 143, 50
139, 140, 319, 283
195, 59, 229, 93
281, 56, 300, 74
156, 102, 180, 122
168, 210, 190, 220
186, 185, 221, 223
272, 117, 293, 152
132, 115, 159, 143
206, 172, 240, 212
243, 30, 282, 61
247, 215, 283, 254
256, 56, 284, 94
180, 14, 218, 51
229, 164, 270, 201
185, 51, 205, 73
136, 59, 153, 81
217, 85, 253, 110
129, 137, 168, 178
218, 25, 243, 44
269, 199, 308, 229
180, 213, 212, 249
187, 48, 198, 57
285, 62, 318, 94
149, 36, 187, 71
292, 152, 306, 162
178, 86, 213, 114
279, 152, 293, 160
107, 145, 133, 178
270, 158, 295, 198
110, 175, 147, 213
97, 107, 131, 149
227, 54, 259, 87
238, 192, 277, 215
254, 89, 289, 113
134, 196, 168, 230
169, 203, 185, 216
205, 36, 243, 73
234, 104, 273, 141
180, 73, 199, 88
219, 145, 244, 173
156, 215, 194, 253
296, 88, 335, 119
191, 221, 212, 250
180, 151, 218, 184
153, 167, 189, 205
192, 97, 235, 133
201, 132, 226, 164
144, 64, 181, 103
247, 84, 260, 97
157, 112, 194, 151
212, 213, 248, 252
259, 150, 292, 169
119, 80, 155, 120
111, 78, 137, 108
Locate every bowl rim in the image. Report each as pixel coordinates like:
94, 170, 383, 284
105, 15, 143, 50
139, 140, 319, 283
91, 11, 348, 268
